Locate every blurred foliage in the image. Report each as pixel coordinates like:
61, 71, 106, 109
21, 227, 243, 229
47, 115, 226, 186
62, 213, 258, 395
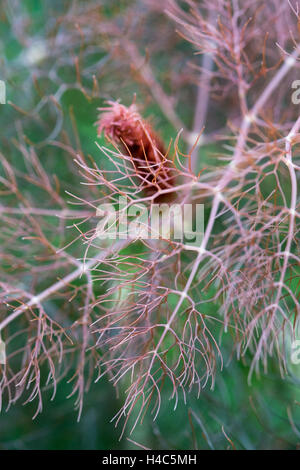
0, 0, 299, 450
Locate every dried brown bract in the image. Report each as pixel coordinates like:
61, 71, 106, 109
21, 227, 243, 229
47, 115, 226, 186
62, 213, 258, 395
97, 101, 177, 200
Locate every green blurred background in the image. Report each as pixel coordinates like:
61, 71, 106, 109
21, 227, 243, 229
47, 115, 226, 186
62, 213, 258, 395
0, 0, 299, 450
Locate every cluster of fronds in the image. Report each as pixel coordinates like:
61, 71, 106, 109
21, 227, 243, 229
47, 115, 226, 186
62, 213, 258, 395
0, 0, 300, 446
